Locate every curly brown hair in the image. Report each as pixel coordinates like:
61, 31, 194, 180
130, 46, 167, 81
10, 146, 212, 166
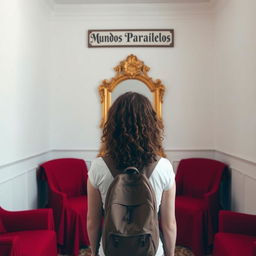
100, 92, 165, 170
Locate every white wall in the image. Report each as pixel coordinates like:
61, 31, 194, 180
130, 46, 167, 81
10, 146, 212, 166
214, 0, 256, 162
49, 4, 215, 152
213, 0, 256, 214
46, 1, 256, 215
0, 0, 51, 166
0, 0, 51, 210
0, 1, 255, 214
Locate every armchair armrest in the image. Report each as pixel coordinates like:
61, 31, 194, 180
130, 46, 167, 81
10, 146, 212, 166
253, 241, 256, 256
48, 186, 67, 215
48, 187, 67, 244
0, 208, 55, 232
0, 236, 19, 256
49, 186, 67, 220
219, 210, 256, 236
50, 186, 67, 203
203, 190, 221, 242
204, 190, 221, 215
175, 173, 183, 196
175, 183, 182, 196
204, 190, 218, 206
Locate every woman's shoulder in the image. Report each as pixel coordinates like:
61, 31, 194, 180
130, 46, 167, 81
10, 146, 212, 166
157, 157, 174, 170
91, 156, 104, 165
88, 157, 110, 188
89, 157, 110, 174
90, 157, 107, 170
156, 157, 175, 190
154, 157, 175, 177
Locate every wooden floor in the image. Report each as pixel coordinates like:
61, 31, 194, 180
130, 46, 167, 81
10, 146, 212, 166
58, 246, 209, 256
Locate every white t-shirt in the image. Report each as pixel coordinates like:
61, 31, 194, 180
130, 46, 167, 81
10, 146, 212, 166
88, 157, 175, 256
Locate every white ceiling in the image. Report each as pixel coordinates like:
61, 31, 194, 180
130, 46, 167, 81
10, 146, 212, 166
54, 0, 211, 4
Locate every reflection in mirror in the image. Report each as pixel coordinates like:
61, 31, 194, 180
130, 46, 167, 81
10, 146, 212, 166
98, 54, 166, 157
112, 79, 153, 103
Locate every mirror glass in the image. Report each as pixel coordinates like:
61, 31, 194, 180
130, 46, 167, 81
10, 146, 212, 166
98, 54, 166, 156
111, 79, 153, 103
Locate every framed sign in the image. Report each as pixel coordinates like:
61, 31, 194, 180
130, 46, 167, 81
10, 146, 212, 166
88, 29, 174, 48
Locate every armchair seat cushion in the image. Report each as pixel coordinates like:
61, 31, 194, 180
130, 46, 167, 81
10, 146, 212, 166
214, 232, 256, 256
0, 230, 56, 256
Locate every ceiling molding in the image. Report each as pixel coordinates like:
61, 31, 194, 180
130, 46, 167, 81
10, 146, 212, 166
49, 2, 216, 17
53, 0, 211, 4
43, 0, 228, 17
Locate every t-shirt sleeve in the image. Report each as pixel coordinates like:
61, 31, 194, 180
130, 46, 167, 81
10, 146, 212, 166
162, 159, 175, 191
88, 159, 100, 189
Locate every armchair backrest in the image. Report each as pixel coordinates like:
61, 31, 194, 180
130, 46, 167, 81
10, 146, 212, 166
0, 210, 6, 233
176, 158, 226, 197
41, 158, 88, 197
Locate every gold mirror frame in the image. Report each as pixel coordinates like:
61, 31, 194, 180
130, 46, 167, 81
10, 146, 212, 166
99, 54, 165, 127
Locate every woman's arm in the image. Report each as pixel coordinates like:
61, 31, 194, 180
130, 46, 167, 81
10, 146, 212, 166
160, 182, 177, 256
87, 180, 103, 256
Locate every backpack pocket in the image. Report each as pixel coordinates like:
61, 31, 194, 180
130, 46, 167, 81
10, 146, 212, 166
105, 232, 156, 256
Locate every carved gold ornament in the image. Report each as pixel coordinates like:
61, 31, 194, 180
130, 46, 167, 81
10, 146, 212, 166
98, 54, 165, 127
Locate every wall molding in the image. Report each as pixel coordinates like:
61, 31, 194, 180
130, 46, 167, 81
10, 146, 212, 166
0, 151, 50, 170
0, 151, 50, 184
214, 150, 256, 180
1, 148, 255, 212
46, 0, 228, 16
214, 150, 256, 166
1, 148, 255, 184
49, 2, 216, 18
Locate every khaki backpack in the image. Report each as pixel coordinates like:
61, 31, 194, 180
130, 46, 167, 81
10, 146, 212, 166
102, 156, 160, 256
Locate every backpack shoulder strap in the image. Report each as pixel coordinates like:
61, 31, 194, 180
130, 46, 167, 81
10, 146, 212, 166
143, 155, 161, 179
102, 155, 161, 179
102, 156, 120, 178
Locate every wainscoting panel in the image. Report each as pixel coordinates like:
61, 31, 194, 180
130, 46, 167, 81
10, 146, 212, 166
0, 152, 50, 211
214, 151, 256, 214
11, 172, 29, 211
0, 180, 12, 210
214, 151, 256, 180
27, 168, 39, 210
230, 169, 245, 213
244, 176, 256, 214
0, 149, 255, 214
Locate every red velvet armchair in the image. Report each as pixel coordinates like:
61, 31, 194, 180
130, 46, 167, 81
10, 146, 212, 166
213, 210, 256, 256
0, 207, 57, 256
40, 158, 89, 256
175, 158, 227, 256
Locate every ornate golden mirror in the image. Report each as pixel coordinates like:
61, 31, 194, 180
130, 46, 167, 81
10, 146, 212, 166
99, 54, 165, 127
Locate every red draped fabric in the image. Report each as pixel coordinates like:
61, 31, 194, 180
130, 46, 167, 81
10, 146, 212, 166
0, 207, 57, 256
175, 158, 227, 256
40, 158, 89, 256
213, 211, 256, 256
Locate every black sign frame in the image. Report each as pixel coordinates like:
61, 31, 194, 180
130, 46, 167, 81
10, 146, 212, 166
88, 29, 174, 48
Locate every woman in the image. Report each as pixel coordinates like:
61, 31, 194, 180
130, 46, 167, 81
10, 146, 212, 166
87, 92, 176, 256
